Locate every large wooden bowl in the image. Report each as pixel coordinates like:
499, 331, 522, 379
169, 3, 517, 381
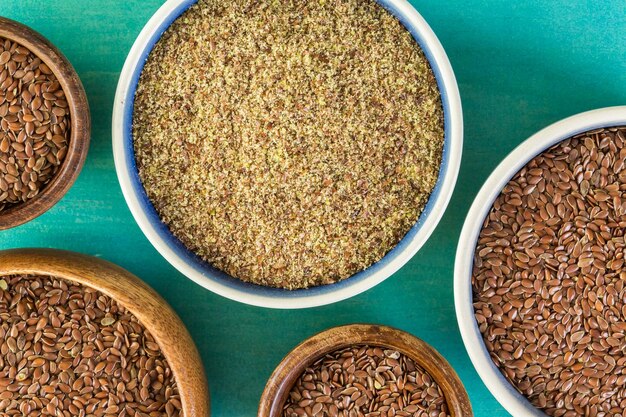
259, 324, 472, 417
0, 17, 90, 230
0, 248, 209, 417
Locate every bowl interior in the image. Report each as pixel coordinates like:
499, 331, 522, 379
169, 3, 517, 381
0, 17, 90, 230
115, 0, 461, 307
258, 324, 472, 417
0, 248, 210, 417
454, 107, 626, 417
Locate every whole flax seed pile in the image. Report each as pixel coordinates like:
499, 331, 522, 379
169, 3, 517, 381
0, 275, 182, 417
283, 345, 450, 417
134, 0, 444, 289
473, 127, 626, 416
0, 38, 71, 211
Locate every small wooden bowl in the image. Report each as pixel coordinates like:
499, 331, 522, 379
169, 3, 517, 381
259, 324, 472, 417
0, 17, 90, 230
0, 248, 210, 417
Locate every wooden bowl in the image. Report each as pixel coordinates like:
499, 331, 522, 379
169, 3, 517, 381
0, 17, 90, 230
259, 324, 472, 417
0, 248, 209, 417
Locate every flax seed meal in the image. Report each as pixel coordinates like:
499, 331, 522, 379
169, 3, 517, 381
133, 0, 444, 289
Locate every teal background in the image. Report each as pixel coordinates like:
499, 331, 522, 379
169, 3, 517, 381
1, 1, 625, 415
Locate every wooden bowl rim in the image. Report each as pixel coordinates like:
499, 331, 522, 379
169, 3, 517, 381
258, 324, 472, 417
0, 248, 209, 417
0, 17, 90, 230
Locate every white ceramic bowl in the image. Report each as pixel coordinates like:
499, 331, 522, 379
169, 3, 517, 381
113, 0, 462, 309
455, 106, 626, 416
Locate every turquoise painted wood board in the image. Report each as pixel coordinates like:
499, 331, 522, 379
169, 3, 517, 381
1, 1, 625, 416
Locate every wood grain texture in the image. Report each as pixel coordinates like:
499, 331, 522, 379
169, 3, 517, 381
0, 248, 210, 417
0, 17, 90, 230
0, 1, 624, 416
259, 324, 472, 417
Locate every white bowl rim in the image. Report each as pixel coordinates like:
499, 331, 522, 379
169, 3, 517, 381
454, 106, 626, 416
113, 0, 463, 309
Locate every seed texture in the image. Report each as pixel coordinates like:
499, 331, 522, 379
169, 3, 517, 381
0, 37, 70, 211
283, 345, 449, 417
133, 0, 444, 289
0, 274, 182, 417
473, 126, 626, 417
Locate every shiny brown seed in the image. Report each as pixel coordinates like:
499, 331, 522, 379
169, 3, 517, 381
0, 51, 10, 65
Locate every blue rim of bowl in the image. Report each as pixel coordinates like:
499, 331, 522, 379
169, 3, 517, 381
122, 0, 453, 300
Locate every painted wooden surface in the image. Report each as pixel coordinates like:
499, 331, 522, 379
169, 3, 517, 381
0, 1, 625, 416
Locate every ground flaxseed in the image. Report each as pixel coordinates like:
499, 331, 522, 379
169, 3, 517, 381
0, 274, 182, 417
133, 0, 444, 289
473, 127, 626, 416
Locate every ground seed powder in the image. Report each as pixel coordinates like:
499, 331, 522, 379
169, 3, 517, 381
133, 0, 444, 289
